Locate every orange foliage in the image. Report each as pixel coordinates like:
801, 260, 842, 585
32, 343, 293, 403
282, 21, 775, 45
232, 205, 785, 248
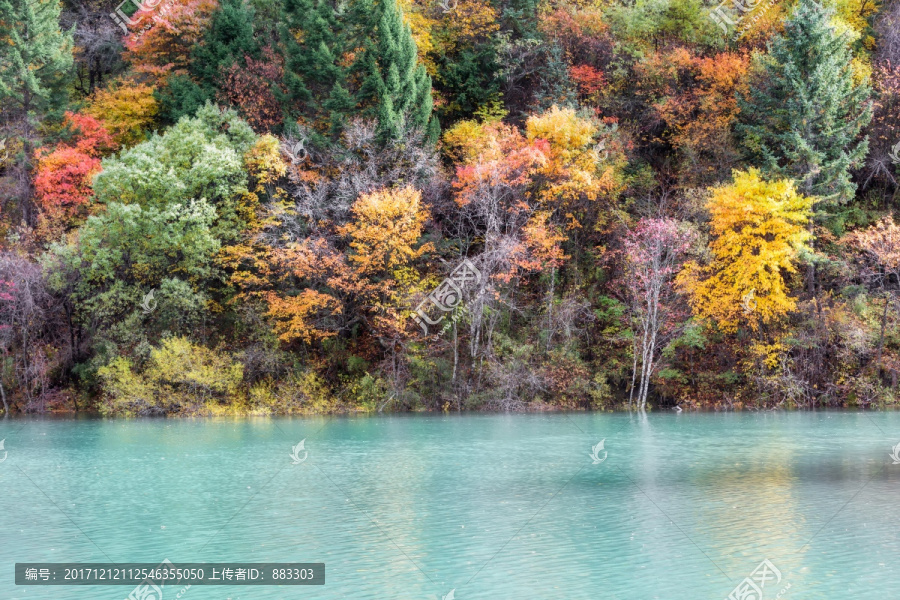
123, 0, 218, 84
636, 48, 750, 182
33, 113, 118, 233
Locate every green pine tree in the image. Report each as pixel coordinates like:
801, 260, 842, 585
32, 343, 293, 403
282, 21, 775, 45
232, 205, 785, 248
191, 0, 260, 91
280, 0, 352, 135
0, 0, 73, 220
359, 0, 436, 143
738, 0, 872, 215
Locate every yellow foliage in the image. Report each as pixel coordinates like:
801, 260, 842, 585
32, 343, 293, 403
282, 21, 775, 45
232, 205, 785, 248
84, 82, 158, 147
678, 169, 814, 333
525, 105, 620, 228
338, 186, 434, 275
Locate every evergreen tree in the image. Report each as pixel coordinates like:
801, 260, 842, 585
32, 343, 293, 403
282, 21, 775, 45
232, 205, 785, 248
0, 0, 73, 220
280, 0, 353, 136
191, 0, 260, 91
738, 0, 872, 215
358, 0, 436, 143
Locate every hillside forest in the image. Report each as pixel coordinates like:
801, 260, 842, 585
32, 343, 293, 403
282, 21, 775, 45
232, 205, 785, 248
1, 0, 900, 414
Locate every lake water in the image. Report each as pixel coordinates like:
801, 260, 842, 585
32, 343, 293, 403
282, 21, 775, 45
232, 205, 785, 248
1, 412, 898, 599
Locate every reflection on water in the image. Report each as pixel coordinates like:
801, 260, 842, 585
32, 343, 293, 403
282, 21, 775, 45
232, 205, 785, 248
0, 411, 898, 599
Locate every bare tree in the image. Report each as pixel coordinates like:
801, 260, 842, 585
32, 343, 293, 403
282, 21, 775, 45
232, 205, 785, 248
0, 252, 66, 412
622, 218, 694, 409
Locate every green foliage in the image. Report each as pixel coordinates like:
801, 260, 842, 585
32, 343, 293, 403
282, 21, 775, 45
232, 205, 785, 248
436, 46, 500, 122
361, 0, 437, 142
154, 74, 213, 125
93, 103, 257, 243
191, 0, 261, 90
44, 200, 220, 381
738, 0, 872, 212
0, 0, 74, 126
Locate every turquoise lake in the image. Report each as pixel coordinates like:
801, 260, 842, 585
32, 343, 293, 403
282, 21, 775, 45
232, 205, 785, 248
1, 411, 899, 599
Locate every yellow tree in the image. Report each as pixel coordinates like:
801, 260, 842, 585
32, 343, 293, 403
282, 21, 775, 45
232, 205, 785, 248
678, 169, 814, 333
85, 82, 158, 147
525, 105, 622, 231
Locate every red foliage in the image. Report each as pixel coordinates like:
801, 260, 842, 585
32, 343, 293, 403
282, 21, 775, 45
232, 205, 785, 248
217, 47, 286, 132
569, 64, 605, 101
33, 112, 117, 230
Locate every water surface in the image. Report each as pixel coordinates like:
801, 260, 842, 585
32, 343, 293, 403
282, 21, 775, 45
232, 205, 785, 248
1, 411, 898, 599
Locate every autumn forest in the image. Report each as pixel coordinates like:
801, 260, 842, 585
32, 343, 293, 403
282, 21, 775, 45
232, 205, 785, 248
1, 0, 899, 414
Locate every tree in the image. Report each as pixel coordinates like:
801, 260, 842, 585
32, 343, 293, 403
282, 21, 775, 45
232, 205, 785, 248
122, 0, 218, 84
217, 47, 285, 132
678, 169, 814, 334
279, 0, 353, 136
92, 103, 257, 244
0, 0, 73, 219
844, 217, 900, 369
190, 0, 260, 92
360, 0, 437, 143
623, 218, 694, 409
84, 82, 158, 147
738, 0, 872, 212
45, 200, 221, 378
33, 112, 117, 233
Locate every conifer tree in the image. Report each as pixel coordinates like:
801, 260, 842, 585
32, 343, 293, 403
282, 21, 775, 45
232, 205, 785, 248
280, 0, 353, 135
359, 0, 436, 143
738, 0, 871, 215
191, 0, 260, 91
0, 0, 73, 220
